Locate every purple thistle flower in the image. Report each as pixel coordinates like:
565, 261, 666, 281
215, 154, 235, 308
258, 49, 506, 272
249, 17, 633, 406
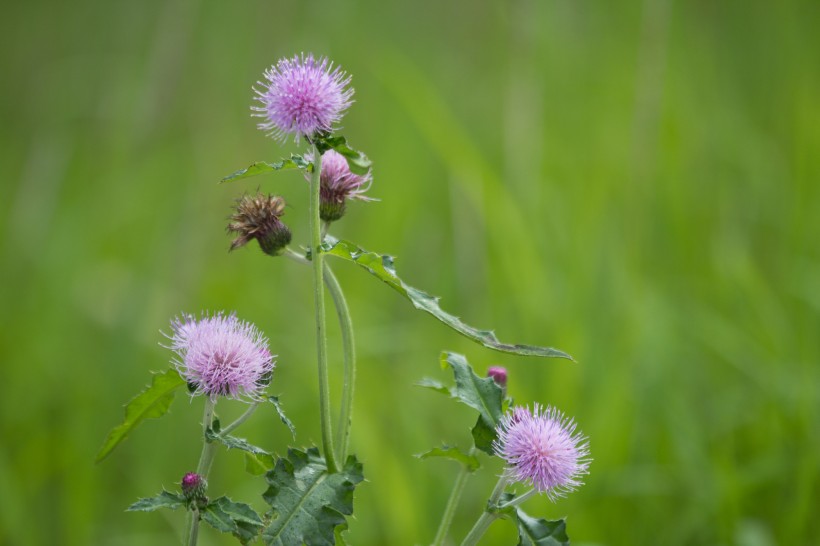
180, 472, 207, 501
165, 312, 274, 401
304, 149, 374, 221
253, 53, 353, 141
493, 404, 590, 501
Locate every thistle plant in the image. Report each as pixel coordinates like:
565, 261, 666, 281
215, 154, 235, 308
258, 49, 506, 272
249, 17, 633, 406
98, 52, 590, 545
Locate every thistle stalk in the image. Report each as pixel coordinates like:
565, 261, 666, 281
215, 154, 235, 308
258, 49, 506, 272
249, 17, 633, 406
460, 474, 510, 546
309, 143, 339, 473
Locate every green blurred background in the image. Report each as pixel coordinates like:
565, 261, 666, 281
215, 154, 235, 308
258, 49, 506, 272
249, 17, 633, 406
1, 0, 818, 544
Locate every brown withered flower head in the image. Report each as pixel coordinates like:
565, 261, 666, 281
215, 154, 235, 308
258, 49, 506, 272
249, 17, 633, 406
227, 193, 292, 256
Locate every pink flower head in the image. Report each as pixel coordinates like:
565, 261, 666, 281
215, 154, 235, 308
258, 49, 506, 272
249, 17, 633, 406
494, 404, 590, 501
305, 149, 374, 221
253, 53, 353, 141
166, 312, 274, 401
487, 366, 508, 388
181, 472, 207, 501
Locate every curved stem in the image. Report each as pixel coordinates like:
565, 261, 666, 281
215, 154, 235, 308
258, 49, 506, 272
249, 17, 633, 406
324, 263, 356, 463
220, 401, 260, 436
460, 474, 509, 546
497, 488, 537, 510
309, 143, 339, 473
432, 455, 474, 546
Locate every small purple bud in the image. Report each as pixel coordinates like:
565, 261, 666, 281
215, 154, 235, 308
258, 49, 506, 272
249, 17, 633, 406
487, 366, 507, 388
181, 472, 207, 503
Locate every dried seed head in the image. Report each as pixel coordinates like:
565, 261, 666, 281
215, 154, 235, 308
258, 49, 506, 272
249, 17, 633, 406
227, 193, 292, 256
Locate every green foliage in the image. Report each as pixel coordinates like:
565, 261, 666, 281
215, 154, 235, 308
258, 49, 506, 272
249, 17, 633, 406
321, 239, 573, 359
416, 445, 480, 472
126, 490, 186, 512
95, 369, 186, 463
261, 447, 364, 546
202, 497, 265, 545
205, 429, 275, 475
221, 154, 312, 183
512, 510, 569, 546
267, 396, 297, 439
313, 133, 372, 175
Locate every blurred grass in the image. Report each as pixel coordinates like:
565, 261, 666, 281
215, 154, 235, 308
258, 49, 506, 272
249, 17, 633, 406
1, 0, 819, 544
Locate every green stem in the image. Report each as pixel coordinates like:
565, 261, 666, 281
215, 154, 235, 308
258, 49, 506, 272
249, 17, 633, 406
460, 474, 509, 546
220, 401, 260, 436
309, 143, 339, 474
184, 398, 216, 546
324, 262, 356, 463
432, 455, 474, 546
497, 488, 536, 510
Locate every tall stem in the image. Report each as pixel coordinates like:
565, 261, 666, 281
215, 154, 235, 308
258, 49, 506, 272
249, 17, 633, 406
324, 263, 356, 463
460, 474, 509, 546
185, 398, 216, 546
432, 455, 474, 546
310, 143, 339, 473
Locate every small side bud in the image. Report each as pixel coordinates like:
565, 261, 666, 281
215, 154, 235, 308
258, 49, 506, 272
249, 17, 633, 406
227, 193, 292, 256
181, 472, 208, 507
487, 366, 507, 397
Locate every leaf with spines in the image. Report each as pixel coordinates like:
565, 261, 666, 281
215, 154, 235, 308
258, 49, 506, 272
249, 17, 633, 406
415, 377, 451, 396
320, 238, 573, 359
416, 445, 480, 472
268, 395, 297, 439
221, 154, 312, 183
513, 509, 569, 546
203, 497, 264, 544
126, 490, 186, 512
313, 133, 372, 175
261, 447, 363, 546
96, 368, 186, 463
205, 429, 275, 475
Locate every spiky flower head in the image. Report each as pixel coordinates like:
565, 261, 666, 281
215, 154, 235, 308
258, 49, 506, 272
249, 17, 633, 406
227, 193, 291, 256
253, 53, 353, 141
304, 149, 374, 222
494, 404, 590, 501
166, 312, 274, 401
181, 472, 208, 504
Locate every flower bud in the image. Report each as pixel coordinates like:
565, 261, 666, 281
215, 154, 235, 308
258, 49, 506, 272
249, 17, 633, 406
487, 366, 507, 388
181, 472, 208, 505
227, 193, 292, 256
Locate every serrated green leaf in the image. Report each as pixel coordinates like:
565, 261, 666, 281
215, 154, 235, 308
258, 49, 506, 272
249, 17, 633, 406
206, 429, 276, 475
471, 415, 498, 456
208, 497, 264, 544
513, 509, 569, 546
415, 377, 452, 396
221, 154, 311, 183
262, 447, 364, 546
314, 134, 372, 175
416, 445, 480, 472
267, 396, 297, 439
96, 369, 186, 463
321, 239, 572, 359
202, 503, 238, 533
126, 490, 186, 512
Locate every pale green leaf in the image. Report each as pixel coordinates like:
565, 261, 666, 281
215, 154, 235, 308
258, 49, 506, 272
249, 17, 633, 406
321, 239, 573, 359
126, 490, 186, 512
416, 445, 480, 472
96, 369, 186, 463
206, 429, 275, 475
221, 154, 311, 183
267, 395, 297, 439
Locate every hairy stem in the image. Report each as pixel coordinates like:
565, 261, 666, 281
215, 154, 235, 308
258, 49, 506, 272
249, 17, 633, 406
310, 143, 339, 473
220, 401, 260, 436
324, 262, 356, 462
432, 454, 474, 546
460, 474, 509, 546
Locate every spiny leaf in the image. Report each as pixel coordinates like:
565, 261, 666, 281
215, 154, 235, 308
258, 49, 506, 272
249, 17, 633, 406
206, 497, 264, 544
415, 377, 452, 396
96, 368, 186, 463
221, 154, 311, 183
261, 447, 364, 546
268, 396, 297, 439
126, 490, 186, 512
206, 429, 275, 475
416, 445, 480, 472
320, 238, 573, 359
313, 134, 372, 175
513, 509, 569, 546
